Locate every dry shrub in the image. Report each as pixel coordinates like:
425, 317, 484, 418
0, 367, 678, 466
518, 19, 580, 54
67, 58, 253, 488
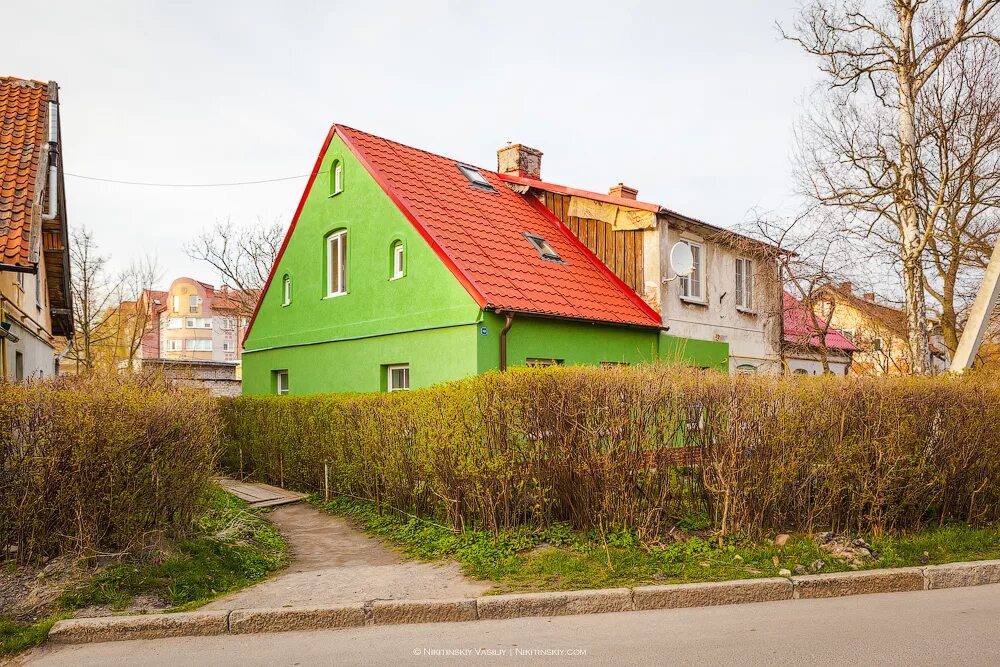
219, 366, 1000, 538
0, 373, 219, 563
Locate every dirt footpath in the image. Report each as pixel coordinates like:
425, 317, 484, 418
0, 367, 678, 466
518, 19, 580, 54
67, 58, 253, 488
204, 503, 490, 610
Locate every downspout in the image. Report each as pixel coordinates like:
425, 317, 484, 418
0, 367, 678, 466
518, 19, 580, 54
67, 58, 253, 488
41, 101, 59, 222
498, 311, 514, 371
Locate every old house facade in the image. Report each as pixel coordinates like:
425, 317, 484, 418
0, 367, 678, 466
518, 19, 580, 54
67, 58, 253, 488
498, 146, 783, 374
0, 78, 73, 380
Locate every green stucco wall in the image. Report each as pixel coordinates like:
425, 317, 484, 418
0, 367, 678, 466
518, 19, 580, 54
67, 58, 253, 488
242, 132, 731, 396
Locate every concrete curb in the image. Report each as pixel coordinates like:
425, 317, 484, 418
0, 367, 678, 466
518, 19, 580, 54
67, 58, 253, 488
46, 560, 1000, 644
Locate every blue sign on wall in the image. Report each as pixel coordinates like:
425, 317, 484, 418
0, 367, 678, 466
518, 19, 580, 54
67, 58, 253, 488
480, 327, 488, 336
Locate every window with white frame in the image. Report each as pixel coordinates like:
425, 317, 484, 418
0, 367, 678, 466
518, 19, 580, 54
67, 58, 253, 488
184, 339, 213, 352
189, 295, 199, 313
282, 275, 291, 306
172, 295, 180, 312
165, 339, 182, 352
275, 370, 289, 395
185, 317, 213, 329
387, 364, 410, 391
391, 241, 405, 279
166, 318, 183, 329
326, 230, 347, 296
330, 160, 343, 196
679, 241, 704, 301
735, 257, 754, 311
222, 341, 235, 352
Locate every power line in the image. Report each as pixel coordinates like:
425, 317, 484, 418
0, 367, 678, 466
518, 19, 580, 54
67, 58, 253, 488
64, 170, 327, 188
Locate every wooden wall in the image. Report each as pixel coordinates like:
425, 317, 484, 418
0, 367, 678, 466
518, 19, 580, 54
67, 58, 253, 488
541, 191, 644, 293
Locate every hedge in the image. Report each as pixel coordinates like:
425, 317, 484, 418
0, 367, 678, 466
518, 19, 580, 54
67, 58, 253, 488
218, 366, 1000, 538
0, 374, 219, 563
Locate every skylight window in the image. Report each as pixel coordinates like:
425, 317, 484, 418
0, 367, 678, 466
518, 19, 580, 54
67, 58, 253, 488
524, 233, 564, 263
456, 164, 496, 192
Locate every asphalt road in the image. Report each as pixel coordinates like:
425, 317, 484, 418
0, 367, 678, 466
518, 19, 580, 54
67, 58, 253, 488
23, 584, 1000, 666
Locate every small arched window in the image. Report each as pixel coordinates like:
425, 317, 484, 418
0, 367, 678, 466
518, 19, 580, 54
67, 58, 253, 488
390, 240, 405, 279
282, 274, 291, 306
330, 159, 343, 196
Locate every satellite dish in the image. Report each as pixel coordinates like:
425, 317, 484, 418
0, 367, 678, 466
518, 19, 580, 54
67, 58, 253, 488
669, 242, 694, 277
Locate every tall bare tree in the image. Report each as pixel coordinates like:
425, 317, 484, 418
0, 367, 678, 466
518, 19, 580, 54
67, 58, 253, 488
918, 37, 1000, 352
116, 255, 162, 370
784, 0, 1000, 374
68, 228, 120, 371
184, 218, 283, 317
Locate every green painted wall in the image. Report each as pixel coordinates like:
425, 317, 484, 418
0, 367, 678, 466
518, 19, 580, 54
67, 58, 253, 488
242, 133, 731, 396
476, 312, 660, 370
241, 324, 479, 395
660, 334, 729, 372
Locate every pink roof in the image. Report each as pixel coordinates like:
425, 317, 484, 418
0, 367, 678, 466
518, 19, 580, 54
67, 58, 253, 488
783, 291, 858, 352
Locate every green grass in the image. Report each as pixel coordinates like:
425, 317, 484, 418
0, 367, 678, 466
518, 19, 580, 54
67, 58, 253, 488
1, 487, 288, 659
312, 495, 1000, 594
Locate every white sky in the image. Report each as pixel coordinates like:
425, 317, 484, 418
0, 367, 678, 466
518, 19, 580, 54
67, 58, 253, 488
7, 0, 819, 288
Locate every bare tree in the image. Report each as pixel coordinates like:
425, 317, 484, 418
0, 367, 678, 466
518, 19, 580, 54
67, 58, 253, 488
184, 218, 283, 317
918, 37, 1000, 352
747, 209, 854, 373
784, 0, 1000, 374
117, 255, 162, 370
68, 228, 121, 371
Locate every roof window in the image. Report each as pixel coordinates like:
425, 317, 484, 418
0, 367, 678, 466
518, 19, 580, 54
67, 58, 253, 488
524, 233, 564, 263
456, 164, 496, 192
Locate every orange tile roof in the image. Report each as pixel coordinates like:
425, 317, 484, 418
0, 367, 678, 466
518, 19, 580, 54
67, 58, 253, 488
0, 77, 49, 268
336, 125, 661, 327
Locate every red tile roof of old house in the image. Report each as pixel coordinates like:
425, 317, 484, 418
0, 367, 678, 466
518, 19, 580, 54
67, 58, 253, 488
247, 125, 662, 336
0, 77, 50, 268
783, 291, 858, 352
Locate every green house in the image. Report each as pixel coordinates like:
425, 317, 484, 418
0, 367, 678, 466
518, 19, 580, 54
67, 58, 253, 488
241, 125, 727, 395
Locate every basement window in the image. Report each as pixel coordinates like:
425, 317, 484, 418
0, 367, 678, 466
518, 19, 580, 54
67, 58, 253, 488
456, 164, 496, 192
387, 364, 410, 391
275, 370, 289, 395
523, 233, 564, 263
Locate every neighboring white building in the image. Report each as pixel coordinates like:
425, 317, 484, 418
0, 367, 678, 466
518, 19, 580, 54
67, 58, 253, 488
495, 144, 783, 373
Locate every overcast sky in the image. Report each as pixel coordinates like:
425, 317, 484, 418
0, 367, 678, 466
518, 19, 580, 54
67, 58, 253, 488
8, 0, 819, 287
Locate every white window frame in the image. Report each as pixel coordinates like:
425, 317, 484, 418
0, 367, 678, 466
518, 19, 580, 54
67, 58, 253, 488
330, 161, 343, 196
391, 242, 405, 280
184, 338, 213, 352
282, 275, 292, 306
222, 341, 234, 352
679, 240, 705, 303
166, 317, 183, 330
326, 230, 347, 297
172, 295, 180, 312
165, 339, 182, 352
275, 370, 289, 395
735, 257, 754, 312
189, 295, 199, 313
387, 364, 410, 392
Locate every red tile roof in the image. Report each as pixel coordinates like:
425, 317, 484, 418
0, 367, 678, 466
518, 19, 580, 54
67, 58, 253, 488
783, 291, 857, 352
336, 126, 661, 327
0, 77, 49, 268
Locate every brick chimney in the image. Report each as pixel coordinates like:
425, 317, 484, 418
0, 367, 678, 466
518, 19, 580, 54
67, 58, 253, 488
863, 292, 876, 302
497, 143, 542, 180
609, 183, 638, 200
839, 281, 853, 293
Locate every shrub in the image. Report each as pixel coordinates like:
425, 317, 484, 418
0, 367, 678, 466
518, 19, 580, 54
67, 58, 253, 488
220, 366, 1000, 538
0, 373, 219, 563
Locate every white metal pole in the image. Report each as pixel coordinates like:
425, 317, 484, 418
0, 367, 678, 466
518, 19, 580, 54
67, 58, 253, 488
951, 239, 1000, 373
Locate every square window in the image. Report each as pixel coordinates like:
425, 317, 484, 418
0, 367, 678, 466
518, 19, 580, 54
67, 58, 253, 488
456, 164, 496, 192
275, 370, 289, 395
387, 364, 409, 391
523, 233, 564, 263
679, 241, 704, 301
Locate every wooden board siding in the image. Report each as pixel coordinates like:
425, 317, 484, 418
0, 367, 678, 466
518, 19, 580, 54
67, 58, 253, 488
542, 192, 644, 293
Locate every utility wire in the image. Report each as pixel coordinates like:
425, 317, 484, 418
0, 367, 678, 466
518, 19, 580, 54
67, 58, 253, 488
64, 170, 327, 188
